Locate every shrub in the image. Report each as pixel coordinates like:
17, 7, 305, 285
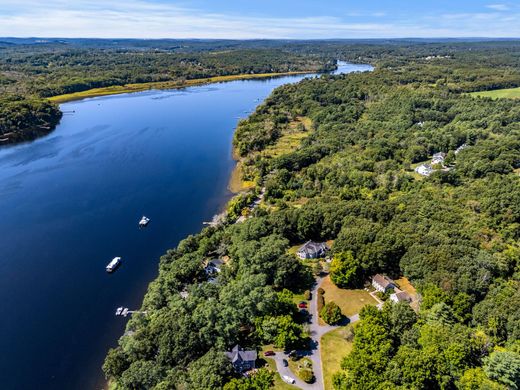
320, 301, 343, 325
317, 288, 325, 313
299, 368, 314, 383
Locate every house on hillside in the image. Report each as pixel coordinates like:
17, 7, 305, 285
296, 241, 328, 259
431, 152, 446, 165
415, 164, 433, 176
205, 259, 224, 275
372, 274, 395, 293
225, 345, 257, 373
390, 290, 412, 303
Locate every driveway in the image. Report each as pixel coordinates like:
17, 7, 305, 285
271, 274, 361, 389
272, 352, 313, 390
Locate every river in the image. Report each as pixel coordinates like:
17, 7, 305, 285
0, 62, 372, 390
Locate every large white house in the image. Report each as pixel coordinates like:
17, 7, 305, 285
431, 152, 446, 165
415, 164, 433, 176
372, 274, 395, 293
296, 241, 328, 259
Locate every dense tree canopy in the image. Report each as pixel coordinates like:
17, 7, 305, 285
98, 40, 520, 389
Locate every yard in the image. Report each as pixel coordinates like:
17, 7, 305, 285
321, 326, 354, 390
394, 276, 419, 311
320, 276, 378, 317
469, 87, 520, 99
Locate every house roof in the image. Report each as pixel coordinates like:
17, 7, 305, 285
297, 241, 328, 256
208, 259, 224, 267
372, 274, 394, 289
225, 345, 257, 363
392, 291, 411, 302
433, 152, 446, 158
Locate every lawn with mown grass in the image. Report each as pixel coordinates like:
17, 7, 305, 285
469, 87, 520, 99
321, 326, 354, 390
320, 276, 378, 317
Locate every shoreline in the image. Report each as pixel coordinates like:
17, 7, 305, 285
48, 71, 315, 104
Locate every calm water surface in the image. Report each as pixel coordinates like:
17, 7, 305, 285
0, 62, 371, 390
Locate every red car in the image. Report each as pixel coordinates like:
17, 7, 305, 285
264, 350, 275, 357
298, 302, 307, 309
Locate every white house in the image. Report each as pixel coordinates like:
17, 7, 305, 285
205, 259, 224, 275
372, 274, 395, 293
415, 164, 433, 176
431, 152, 446, 165
390, 290, 411, 303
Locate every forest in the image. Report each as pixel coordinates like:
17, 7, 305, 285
0, 40, 334, 144
101, 41, 520, 389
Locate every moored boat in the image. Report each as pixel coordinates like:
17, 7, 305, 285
139, 216, 150, 228
106, 257, 121, 273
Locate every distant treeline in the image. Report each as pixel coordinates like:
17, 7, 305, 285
0, 42, 335, 144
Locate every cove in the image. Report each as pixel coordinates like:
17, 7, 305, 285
0, 62, 372, 390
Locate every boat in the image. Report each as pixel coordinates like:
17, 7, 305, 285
115, 307, 123, 316
106, 257, 121, 273
139, 216, 150, 228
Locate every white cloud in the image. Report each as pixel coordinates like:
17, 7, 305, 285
0, 0, 519, 38
486, 4, 510, 11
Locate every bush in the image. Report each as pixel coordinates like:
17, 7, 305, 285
299, 368, 314, 383
320, 301, 343, 325
317, 288, 325, 313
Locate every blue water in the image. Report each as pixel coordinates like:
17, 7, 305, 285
0, 62, 371, 390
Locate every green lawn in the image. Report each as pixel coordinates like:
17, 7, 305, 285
321, 326, 354, 390
469, 87, 520, 99
321, 276, 378, 317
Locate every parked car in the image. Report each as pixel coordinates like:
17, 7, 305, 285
298, 302, 307, 308
282, 375, 296, 384
283, 359, 289, 367
264, 350, 275, 357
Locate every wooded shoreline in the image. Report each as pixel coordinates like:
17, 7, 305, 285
48, 71, 314, 104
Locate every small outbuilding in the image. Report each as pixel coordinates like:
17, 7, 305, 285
390, 290, 412, 303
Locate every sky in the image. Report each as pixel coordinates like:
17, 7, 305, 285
1, 0, 519, 39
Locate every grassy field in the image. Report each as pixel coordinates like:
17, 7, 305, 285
321, 326, 354, 390
320, 276, 378, 317
48, 71, 311, 103
259, 116, 312, 158
469, 87, 520, 99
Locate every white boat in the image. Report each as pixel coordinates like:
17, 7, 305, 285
282, 375, 295, 384
139, 216, 150, 227
106, 257, 121, 273
115, 307, 123, 316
